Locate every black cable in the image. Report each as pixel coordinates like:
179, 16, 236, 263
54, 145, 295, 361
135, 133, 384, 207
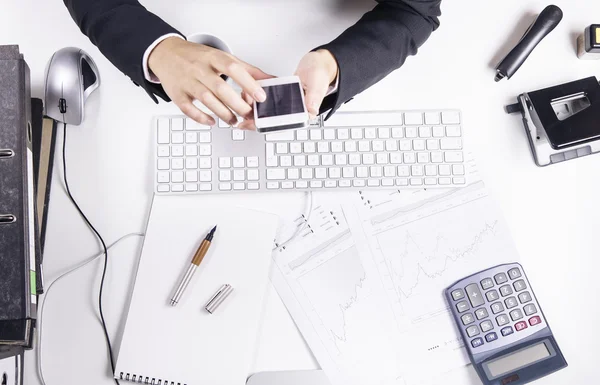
62, 123, 120, 385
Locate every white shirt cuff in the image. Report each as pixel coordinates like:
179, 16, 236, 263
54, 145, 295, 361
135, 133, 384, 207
325, 72, 340, 96
142, 33, 185, 83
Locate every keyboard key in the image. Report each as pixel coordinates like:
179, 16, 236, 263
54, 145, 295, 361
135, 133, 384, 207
439, 177, 451, 185
266, 131, 295, 141
410, 178, 423, 186
317, 142, 329, 153
440, 138, 462, 150
446, 125, 461, 137
451, 289, 465, 301
331, 142, 343, 153
384, 165, 396, 177
418, 126, 431, 138
413, 140, 425, 151
382, 178, 394, 186
304, 142, 316, 153
494, 273, 508, 284
417, 153, 429, 163
158, 145, 170, 157
199, 170, 211, 182
431, 152, 443, 163
513, 279, 527, 292
390, 153, 403, 164
475, 308, 488, 320
294, 155, 306, 167
295, 181, 308, 189
280, 156, 292, 167
219, 170, 231, 181
171, 145, 184, 157
157, 119, 170, 144
266, 182, 279, 189
486, 290, 499, 302
185, 158, 198, 169
452, 164, 465, 175
444, 151, 463, 163
185, 132, 198, 143
411, 165, 424, 176
524, 304, 537, 316
425, 165, 437, 176
376, 153, 388, 164
480, 320, 493, 332
265, 156, 277, 167
456, 176, 469, 185
344, 141, 357, 152
232, 129, 245, 141
172, 184, 184, 192
310, 180, 323, 188
403, 153, 416, 164
491, 302, 504, 314
385, 139, 398, 151
185, 171, 198, 182
404, 112, 423, 125
157, 159, 169, 170
510, 309, 523, 321
338, 128, 350, 140
465, 283, 485, 308
485, 332, 498, 343
349, 153, 361, 165
310, 129, 322, 140
171, 118, 184, 131
505, 297, 518, 309
405, 126, 418, 138
466, 325, 480, 337
276, 143, 288, 154
267, 169, 286, 180
508, 268, 522, 280
157, 172, 169, 183
370, 166, 383, 177
518, 291, 532, 304
200, 157, 212, 169
184, 145, 198, 156
172, 159, 184, 170
363, 154, 375, 165
515, 321, 528, 332
233, 157, 245, 168
342, 167, 354, 178
500, 285, 513, 297
339, 180, 351, 187
199, 144, 211, 156
471, 337, 484, 348
323, 129, 335, 140
233, 182, 245, 190
501, 326, 514, 336
301, 168, 314, 179
288, 168, 300, 180
461, 313, 475, 325
186, 118, 211, 130
282, 181, 294, 189
426, 139, 439, 150
219, 157, 231, 168
425, 112, 441, 125
219, 182, 232, 191
351, 128, 363, 139
247, 157, 259, 168
481, 278, 494, 290
356, 167, 369, 178
432, 126, 445, 137
392, 126, 404, 138
335, 154, 348, 165
157, 185, 169, 192
397, 166, 410, 177
442, 111, 460, 124
171, 171, 184, 183
315, 168, 327, 179
358, 141, 370, 152
395, 178, 409, 186
378, 127, 390, 139
325, 180, 337, 188
529, 316, 541, 327
322, 154, 334, 166
199, 132, 211, 143
234, 170, 245, 181
456, 301, 470, 313
496, 314, 509, 326
365, 127, 377, 139
246, 169, 259, 181
296, 130, 309, 140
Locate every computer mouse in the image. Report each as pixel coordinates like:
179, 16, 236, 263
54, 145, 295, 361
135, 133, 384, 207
44, 47, 100, 125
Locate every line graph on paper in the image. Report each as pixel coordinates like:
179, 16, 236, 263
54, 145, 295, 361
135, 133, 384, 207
368, 182, 518, 328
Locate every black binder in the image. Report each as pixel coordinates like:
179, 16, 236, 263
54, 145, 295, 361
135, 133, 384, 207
0, 45, 38, 346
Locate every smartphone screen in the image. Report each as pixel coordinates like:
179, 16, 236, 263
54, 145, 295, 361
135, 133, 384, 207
256, 84, 305, 118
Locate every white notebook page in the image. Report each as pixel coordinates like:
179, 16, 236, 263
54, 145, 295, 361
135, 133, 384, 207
115, 195, 278, 385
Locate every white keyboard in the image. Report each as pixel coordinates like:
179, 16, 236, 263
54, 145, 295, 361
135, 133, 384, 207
154, 110, 466, 194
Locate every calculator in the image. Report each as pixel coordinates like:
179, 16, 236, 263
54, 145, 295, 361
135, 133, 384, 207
446, 263, 567, 385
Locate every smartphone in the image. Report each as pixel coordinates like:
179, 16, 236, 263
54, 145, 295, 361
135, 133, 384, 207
253, 76, 309, 133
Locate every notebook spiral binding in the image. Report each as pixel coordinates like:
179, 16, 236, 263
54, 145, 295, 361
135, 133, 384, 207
119, 372, 187, 385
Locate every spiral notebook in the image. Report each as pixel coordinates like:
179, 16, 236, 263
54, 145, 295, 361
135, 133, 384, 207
114, 196, 278, 385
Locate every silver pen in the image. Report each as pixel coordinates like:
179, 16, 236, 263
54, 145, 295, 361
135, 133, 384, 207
170, 226, 216, 306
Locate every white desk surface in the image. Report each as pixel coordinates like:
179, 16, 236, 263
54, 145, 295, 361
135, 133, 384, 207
2, 0, 598, 384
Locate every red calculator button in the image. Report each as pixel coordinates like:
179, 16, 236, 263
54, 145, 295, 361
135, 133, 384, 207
515, 321, 528, 331
529, 316, 541, 326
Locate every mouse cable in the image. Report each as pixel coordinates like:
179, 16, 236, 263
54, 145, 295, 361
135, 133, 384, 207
57, 122, 120, 385
272, 191, 314, 251
36, 232, 144, 385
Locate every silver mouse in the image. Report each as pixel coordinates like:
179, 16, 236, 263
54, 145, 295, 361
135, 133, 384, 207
44, 47, 100, 125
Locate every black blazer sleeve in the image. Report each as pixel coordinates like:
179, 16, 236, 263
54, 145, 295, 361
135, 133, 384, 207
317, 0, 441, 118
63, 0, 180, 102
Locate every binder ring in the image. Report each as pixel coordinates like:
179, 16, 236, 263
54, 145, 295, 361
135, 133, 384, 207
119, 372, 186, 385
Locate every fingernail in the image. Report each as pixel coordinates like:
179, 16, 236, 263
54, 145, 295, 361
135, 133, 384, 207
208, 118, 216, 125
229, 117, 238, 126
254, 89, 267, 103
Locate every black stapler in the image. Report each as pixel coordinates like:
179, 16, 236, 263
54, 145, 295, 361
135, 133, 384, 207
506, 77, 600, 166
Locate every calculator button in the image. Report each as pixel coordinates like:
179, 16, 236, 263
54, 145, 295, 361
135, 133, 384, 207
465, 284, 485, 308
513, 279, 527, 292
499, 285, 513, 297
496, 314, 510, 326
471, 337, 484, 348
494, 272, 508, 285
524, 304, 538, 316
510, 309, 524, 321
451, 289, 465, 301
491, 302, 505, 314
480, 320, 493, 332
485, 332, 498, 342
461, 313, 475, 325
529, 316, 542, 326
518, 291, 532, 304
508, 268, 522, 280
505, 297, 518, 309
480, 278, 494, 290
456, 301, 470, 313
475, 308, 489, 320
485, 290, 499, 302
501, 326, 514, 336
466, 325, 480, 337
515, 321, 528, 332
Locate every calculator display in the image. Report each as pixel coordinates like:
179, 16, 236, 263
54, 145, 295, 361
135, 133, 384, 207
485, 338, 550, 377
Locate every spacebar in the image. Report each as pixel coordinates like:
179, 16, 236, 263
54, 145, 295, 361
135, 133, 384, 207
323, 112, 404, 127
